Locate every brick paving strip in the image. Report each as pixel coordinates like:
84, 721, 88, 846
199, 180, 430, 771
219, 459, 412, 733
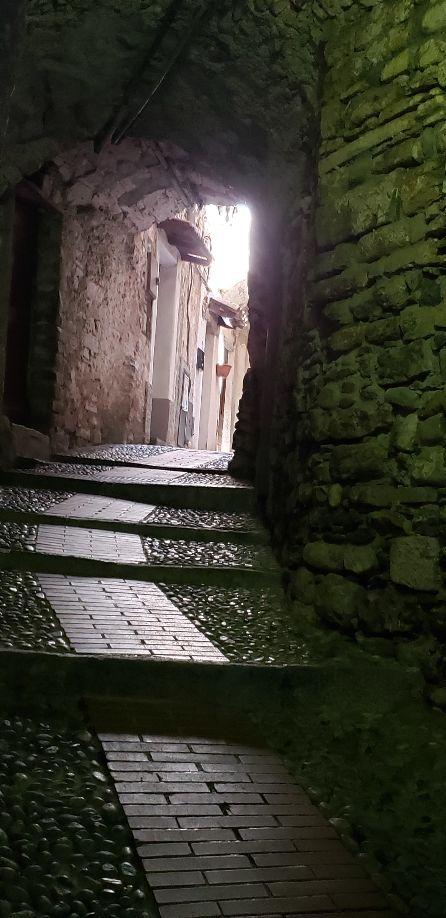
36, 523, 147, 564
43, 494, 157, 523
100, 733, 396, 918
38, 574, 227, 661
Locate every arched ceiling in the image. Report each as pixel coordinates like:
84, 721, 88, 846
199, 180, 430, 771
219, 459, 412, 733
2, 0, 353, 203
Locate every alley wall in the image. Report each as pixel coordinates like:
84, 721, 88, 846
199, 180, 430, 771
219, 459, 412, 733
51, 214, 155, 451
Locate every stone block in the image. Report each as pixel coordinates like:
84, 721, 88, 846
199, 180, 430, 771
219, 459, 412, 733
350, 483, 398, 507
303, 542, 345, 572
384, 387, 420, 410
420, 389, 446, 417
378, 340, 435, 384
317, 383, 341, 410
381, 48, 410, 81
315, 574, 366, 630
343, 544, 378, 575
418, 413, 446, 444
422, 1, 446, 33
400, 304, 446, 341
327, 325, 364, 355
329, 402, 393, 441
11, 424, 50, 460
290, 567, 316, 605
365, 317, 400, 344
330, 435, 389, 481
412, 446, 446, 485
391, 413, 418, 451
390, 535, 441, 591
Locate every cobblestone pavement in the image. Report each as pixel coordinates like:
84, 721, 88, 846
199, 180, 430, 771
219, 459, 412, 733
148, 507, 261, 532
101, 733, 393, 918
143, 538, 277, 570
0, 521, 37, 551
0, 486, 72, 512
0, 714, 157, 916
161, 585, 316, 666
0, 571, 70, 652
38, 575, 227, 661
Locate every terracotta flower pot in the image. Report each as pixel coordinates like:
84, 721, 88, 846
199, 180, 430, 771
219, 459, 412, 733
216, 363, 232, 378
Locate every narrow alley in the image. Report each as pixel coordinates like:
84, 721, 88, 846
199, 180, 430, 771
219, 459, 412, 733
4, 1, 446, 916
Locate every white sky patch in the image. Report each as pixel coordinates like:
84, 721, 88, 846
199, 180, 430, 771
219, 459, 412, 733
205, 204, 251, 293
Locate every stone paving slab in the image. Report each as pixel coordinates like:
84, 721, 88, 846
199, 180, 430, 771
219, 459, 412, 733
100, 733, 395, 918
38, 574, 227, 661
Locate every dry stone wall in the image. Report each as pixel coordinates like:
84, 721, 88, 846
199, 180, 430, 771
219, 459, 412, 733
273, 0, 446, 670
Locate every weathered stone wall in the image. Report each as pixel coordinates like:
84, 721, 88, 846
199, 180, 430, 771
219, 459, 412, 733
51, 214, 154, 450
272, 0, 446, 669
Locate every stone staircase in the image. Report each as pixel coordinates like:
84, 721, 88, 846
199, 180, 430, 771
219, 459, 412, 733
0, 445, 399, 917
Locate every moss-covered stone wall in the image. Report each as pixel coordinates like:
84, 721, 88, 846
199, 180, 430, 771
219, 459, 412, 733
270, 0, 446, 677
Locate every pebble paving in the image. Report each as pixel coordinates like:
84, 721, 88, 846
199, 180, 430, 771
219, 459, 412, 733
0, 714, 157, 916
143, 538, 277, 570
38, 575, 227, 661
161, 585, 315, 666
101, 733, 394, 918
148, 508, 261, 532
0, 521, 37, 552
0, 571, 70, 652
0, 486, 72, 513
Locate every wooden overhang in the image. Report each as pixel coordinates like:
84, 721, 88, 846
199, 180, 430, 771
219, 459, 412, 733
159, 218, 212, 266
208, 296, 245, 329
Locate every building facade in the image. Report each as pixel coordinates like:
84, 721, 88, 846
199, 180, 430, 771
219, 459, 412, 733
2, 140, 248, 456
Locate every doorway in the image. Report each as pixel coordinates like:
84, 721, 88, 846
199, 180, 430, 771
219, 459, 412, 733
3, 195, 39, 424
3, 183, 62, 433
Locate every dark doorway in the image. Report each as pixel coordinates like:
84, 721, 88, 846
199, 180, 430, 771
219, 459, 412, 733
3, 194, 39, 424
3, 184, 62, 433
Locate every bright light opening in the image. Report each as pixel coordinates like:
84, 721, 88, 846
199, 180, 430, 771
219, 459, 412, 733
205, 204, 251, 293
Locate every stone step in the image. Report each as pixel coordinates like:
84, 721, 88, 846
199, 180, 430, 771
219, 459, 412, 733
1, 467, 255, 513
56, 444, 233, 473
